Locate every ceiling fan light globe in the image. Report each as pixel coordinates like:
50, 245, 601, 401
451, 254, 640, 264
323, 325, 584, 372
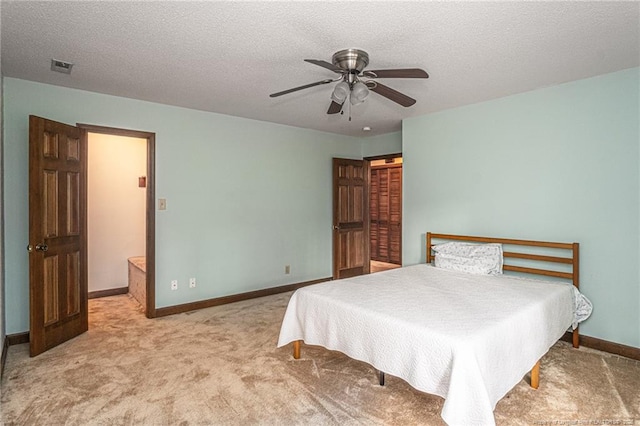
331, 81, 350, 103
350, 81, 369, 105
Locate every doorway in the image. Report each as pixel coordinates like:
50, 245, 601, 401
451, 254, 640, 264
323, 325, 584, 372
330, 155, 402, 280
87, 132, 146, 312
367, 154, 402, 274
79, 124, 156, 318
28, 117, 156, 356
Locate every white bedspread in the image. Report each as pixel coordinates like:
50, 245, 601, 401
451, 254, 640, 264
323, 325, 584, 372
277, 264, 577, 426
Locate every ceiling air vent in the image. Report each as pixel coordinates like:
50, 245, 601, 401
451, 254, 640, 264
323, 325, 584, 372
51, 59, 74, 74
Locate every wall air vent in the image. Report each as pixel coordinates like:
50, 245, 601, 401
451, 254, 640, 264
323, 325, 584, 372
51, 59, 74, 74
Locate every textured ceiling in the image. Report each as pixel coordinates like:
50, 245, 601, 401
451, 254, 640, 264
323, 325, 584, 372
1, 1, 639, 137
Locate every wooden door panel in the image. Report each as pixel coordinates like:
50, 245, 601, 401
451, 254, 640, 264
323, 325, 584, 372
66, 172, 80, 235
378, 224, 389, 259
351, 186, 364, 222
389, 167, 402, 264
369, 169, 381, 261
66, 251, 81, 316
337, 230, 366, 278
333, 158, 369, 279
338, 186, 348, 222
338, 168, 365, 222
30, 115, 88, 356
390, 227, 401, 264
370, 223, 379, 259
370, 170, 379, 221
379, 169, 389, 222
389, 168, 402, 223
43, 256, 59, 325
43, 132, 59, 158
349, 230, 365, 266
43, 171, 59, 237
67, 136, 80, 161
337, 230, 365, 268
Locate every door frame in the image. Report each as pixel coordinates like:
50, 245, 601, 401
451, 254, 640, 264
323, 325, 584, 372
77, 124, 157, 318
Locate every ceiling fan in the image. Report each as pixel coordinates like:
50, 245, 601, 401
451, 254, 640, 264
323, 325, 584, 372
270, 49, 429, 116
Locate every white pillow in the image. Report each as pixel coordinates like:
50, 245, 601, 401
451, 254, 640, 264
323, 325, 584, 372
433, 242, 503, 275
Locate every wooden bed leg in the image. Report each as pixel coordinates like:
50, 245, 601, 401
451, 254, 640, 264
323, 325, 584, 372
572, 328, 580, 348
293, 340, 301, 359
379, 371, 385, 386
530, 360, 540, 389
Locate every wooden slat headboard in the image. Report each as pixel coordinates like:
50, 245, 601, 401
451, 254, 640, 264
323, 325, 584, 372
426, 232, 579, 289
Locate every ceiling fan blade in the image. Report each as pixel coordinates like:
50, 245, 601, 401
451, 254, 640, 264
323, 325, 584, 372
366, 81, 417, 107
327, 101, 344, 114
270, 79, 333, 98
304, 59, 343, 73
363, 68, 429, 79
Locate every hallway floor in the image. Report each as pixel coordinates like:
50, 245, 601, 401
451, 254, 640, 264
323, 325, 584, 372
371, 260, 401, 273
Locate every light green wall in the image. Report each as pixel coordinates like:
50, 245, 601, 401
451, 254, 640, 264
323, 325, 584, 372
2, 78, 362, 334
361, 131, 402, 157
403, 68, 640, 347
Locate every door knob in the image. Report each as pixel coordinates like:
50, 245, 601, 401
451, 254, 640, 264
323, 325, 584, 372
28, 243, 48, 252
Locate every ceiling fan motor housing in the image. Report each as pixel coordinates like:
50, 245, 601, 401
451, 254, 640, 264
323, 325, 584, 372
332, 49, 369, 73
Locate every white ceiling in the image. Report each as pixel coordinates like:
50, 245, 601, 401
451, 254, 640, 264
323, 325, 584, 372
1, 1, 639, 137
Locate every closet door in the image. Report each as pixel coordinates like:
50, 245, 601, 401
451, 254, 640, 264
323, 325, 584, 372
388, 167, 402, 264
370, 169, 379, 259
377, 168, 390, 261
369, 164, 402, 264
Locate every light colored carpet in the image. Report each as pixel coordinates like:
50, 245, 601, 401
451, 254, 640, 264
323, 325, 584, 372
1, 292, 639, 425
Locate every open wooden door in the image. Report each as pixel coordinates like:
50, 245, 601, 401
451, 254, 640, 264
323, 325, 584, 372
332, 158, 370, 279
29, 116, 88, 356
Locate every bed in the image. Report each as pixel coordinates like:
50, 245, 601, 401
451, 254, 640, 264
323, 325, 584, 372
277, 233, 591, 425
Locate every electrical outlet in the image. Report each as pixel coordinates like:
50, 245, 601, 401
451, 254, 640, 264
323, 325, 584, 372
171, 280, 178, 290
285, 265, 291, 274
189, 278, 196, 288
158, 198, 167, 210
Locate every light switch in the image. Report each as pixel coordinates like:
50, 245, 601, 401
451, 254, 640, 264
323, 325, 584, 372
158, 198, 167, 210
